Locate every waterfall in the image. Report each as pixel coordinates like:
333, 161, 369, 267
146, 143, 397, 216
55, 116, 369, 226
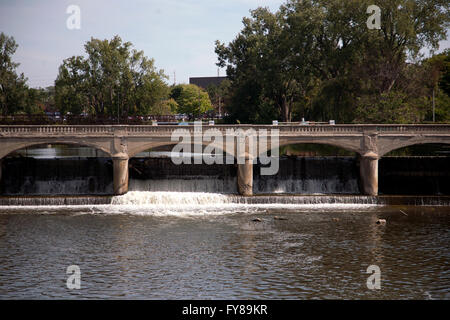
1, 155, 448, 198
1, 193, 449, 207
1, 157, 113, 195
129, 178, 237, 193
128, 157, 360, 194
0, 196, 112, 206
111, 191, 233, 206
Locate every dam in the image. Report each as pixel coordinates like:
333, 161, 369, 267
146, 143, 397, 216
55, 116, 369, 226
0, 141, 449, 206
0, 123, 449, 198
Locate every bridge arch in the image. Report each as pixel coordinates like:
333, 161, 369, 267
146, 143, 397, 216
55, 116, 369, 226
252, 141, 361, 195
0, 140, 112, 160
0, 142, 114, 196
262, 138, 362, 157
281, 141, 358, 154
378, 137, 450, 157
128, 137, 363, 163
128, 141, 237, 160
378, 142, 450, 195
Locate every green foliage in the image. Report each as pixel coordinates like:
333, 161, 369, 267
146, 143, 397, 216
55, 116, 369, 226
35, 86, 56, 112
216, 6, 316, 122
419, 50, 450, 122
0, 32, 35, 115
216, 0, 450, 124
55, 35, 170, 117
206, 79, 231, 116
439, 50, 450, 96
23, 88, 45, 115
354, 91, 427, 123
152, 98, 178, 115
170, 84, 212, 119
222, 78, 279, 124
428, 90, 450, 122
3, 0, 450, 124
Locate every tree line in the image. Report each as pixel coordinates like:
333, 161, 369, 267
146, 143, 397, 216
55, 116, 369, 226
1, 0, 449, 124
0, 34, 212, 120
216, 0, 450, 123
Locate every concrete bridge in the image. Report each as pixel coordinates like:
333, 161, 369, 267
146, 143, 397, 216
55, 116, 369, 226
0, 124, 449, 196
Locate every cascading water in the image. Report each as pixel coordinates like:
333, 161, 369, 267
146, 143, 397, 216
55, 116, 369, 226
128, 157, 360, 194
129, 178, 238, 193
111, 191, 233, 206
1, 157, 113, 195
3, 156, 363, 196
106, 191, 382, 216
2, 192, 449, 209
254, 157, 359, 194
111, 191, 381, 206
1, 153, 449, 208
128, 158, 237, 193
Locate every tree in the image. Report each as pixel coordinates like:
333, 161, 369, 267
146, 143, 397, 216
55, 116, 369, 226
439, 50, 450, 96
55, 56, 89, 116
206, 79, 231, 116
216, 7, 316, 122
170, 84, 213, 119
421, 50, 450, 122
23, 88, 46, 115
34, 86, 56, 113
303, 0, 450, 122
0, 33, 30, 115
55, 35, 170, 117
354, 51, 450, 124
354, 91, 428, 123
215, 0, 450, 123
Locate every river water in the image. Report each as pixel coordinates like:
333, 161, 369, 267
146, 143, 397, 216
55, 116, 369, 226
0, 146, 449, 299
0, 193, 449, 300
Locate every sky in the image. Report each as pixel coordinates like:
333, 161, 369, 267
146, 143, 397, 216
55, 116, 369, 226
0, 0, 283, 88
0, 0, 448, 89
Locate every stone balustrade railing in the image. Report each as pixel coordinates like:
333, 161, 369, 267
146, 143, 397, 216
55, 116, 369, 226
0, 124, 449, 135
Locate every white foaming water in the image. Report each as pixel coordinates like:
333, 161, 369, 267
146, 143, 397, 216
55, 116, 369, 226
255, 178, 359, 194
129, 176, 359, 195
112, 191, 234, 206
108, 191, 242, 216
0, 192, 380, 217
105, 191, 379, 216
129, 178, 237, 194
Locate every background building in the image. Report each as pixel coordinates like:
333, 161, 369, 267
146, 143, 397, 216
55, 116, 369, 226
189, 76, 227, 89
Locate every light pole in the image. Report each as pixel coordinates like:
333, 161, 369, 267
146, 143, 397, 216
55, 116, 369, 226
432, 87, 435, 123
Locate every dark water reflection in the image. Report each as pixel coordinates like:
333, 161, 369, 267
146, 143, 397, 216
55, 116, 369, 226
0, 206, 448, 299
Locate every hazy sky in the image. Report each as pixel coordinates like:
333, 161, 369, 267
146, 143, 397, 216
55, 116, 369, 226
0, 0, 448, 88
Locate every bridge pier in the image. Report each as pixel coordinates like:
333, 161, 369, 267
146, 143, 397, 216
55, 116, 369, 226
113, 155, 129, 195
359, 152, 378, 196
237, 157, 253, 196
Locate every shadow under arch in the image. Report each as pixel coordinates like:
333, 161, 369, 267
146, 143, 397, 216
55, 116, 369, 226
269, 138, 362, 158
127, 142, 239, 194
128, 141, 237, 162
0, 143, 114, 196
378, 143, 450, 195
257, 142, 358, 159
380, 142, 450, 157
253, 142, 361, 195
0, 141, 112, 160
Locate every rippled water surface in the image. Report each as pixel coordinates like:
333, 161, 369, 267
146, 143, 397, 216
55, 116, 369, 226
0, 204, 449, 299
